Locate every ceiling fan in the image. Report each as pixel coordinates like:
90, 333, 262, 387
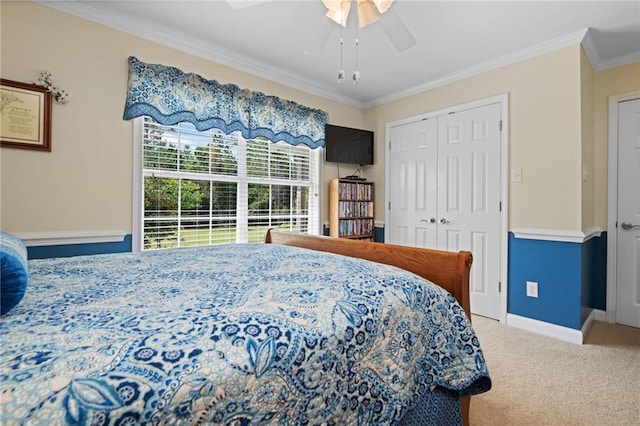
226, 0, 416, 54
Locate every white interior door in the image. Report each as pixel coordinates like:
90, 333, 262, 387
387, 102, 502, 319
616, 98, 640, 328
387, 118, 438, 248
437, 104, 502, 319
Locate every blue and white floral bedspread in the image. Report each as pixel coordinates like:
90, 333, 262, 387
0, 244, 490, 425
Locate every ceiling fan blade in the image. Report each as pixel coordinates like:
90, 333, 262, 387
226, 0, 276, 9
304, 18, 336, 56
378, 7, 416, 52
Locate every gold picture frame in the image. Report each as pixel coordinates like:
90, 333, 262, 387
1, 78, 52, 151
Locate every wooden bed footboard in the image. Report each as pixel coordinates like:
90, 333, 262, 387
264, 230, 473, 426
265, 230, 473, 424
264, 230, 473, 318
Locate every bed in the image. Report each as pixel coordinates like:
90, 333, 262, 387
0, 229, 490, 425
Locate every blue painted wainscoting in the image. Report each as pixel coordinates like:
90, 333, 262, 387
582, 232, 608, 313
26, 235, 133, 259
28, 227, 383, 259
324, 224, 607, 342
507, 231, 607, 331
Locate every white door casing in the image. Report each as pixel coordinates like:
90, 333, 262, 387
615, 98, 640, 328
386, 98, 505, 320
387, 118, 438, 248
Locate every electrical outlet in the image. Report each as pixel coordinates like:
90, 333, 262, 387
526, 281, 538, 298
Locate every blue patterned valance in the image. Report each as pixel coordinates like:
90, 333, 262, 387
123, 57, 327, 148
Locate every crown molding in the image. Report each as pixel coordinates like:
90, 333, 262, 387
581, 27, 640, 71
595, 50, 640, 71
365, 28, 590, 108
580, 27, 600, 69
370, 27, 639, 108
34, 0, 364, 109
34, 2, 637, 111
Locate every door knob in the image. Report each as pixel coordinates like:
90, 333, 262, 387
439, 218, 450, 224
621, 221, 640, 230
420, 218, 436, 224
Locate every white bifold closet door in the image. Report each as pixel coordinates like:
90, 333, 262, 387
388, 102, 502, 319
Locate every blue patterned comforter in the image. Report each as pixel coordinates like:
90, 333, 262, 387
0, 243, 490, 425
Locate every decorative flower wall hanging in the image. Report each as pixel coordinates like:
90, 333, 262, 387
33, 71, 69, 104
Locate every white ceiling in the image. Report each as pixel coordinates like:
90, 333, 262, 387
38, 0, 640, 108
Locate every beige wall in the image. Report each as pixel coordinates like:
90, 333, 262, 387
580, 47, 595, 230
593, 61, 640, 230
365, 45, 583, 231
3, 2, 638, 238
0, 1, 363, 234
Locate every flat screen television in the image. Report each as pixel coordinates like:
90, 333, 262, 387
324, 124, 374, 165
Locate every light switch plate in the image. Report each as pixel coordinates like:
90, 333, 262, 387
511, 168, 522, 183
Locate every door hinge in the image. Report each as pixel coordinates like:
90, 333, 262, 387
498, 281, 501, 293
499, 201, 502, 212
388, 140, 391, 150
388, 201, 391, 210
499, 120, 502, 132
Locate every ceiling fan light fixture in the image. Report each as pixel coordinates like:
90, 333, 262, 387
370, 0, 393, 14
324, 0, 401, 85
356, 1, 383, 28
323, 0, 351, 27
324, 0, 394, 28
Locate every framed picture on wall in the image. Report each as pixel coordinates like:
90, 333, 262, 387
0, 78, 52, 152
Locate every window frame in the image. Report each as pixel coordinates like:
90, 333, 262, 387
132, 117, 322, 252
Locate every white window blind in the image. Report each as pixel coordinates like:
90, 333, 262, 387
136, 117, 321, 250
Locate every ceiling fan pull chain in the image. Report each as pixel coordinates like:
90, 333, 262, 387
338, 37, 345, 82
353, 3, 360, 84
338, 16, 345, 83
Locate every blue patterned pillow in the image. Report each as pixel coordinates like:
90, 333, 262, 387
1, 232, 28, 315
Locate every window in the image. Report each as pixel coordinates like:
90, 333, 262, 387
133, 117, 321, 251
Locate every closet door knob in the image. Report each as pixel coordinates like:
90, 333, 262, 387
439, 218, 450, 224
621, 221, 640, 230
420, 218, 436, 224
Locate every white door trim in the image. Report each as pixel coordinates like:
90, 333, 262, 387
384, 94, 509, 323
607, 91, 640, 324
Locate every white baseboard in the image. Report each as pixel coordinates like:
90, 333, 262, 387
592, 309, 607, 322
580, 310, 597, 343
507, 313, 588, 345
14, 231, 127, 247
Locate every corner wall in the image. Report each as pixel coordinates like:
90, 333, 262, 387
593, 61, 640, 230
364, 40, 638, 336
365, 45, 583, 231
364, 45, 589, 334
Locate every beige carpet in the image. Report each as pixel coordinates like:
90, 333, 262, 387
468, 316, 640, 425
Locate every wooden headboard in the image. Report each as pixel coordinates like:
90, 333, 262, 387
264, 230, 473, 319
